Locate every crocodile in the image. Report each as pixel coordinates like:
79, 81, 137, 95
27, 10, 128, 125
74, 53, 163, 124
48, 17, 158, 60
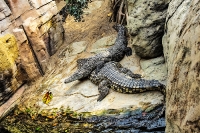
89, 61, 166, 101
64, 24, 132, 84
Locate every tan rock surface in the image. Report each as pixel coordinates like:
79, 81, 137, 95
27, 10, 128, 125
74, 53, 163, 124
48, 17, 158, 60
29, 0, 53, 9
0, 0, 11, 20
23, 17, 50, 72
127, 0, 170, 58
13, 28, 41, 80
163, 0, 200, 132
0, 17, 11, 33
7, 0, 32, 19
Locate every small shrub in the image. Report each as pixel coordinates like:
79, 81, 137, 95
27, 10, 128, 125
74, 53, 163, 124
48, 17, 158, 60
60, 0, 92, 22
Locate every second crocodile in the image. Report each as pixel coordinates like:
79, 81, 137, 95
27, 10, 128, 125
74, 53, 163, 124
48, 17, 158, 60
64, 24, 132, 84
89, 61, 166, 101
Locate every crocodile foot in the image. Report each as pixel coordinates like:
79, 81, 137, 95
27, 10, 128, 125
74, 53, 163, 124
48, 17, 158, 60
97, 80, 110, 101
125, 47, 132, 56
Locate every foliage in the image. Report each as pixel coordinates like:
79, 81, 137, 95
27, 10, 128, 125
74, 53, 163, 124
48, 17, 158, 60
59, 0, 128, 23
60, 0, 91, 22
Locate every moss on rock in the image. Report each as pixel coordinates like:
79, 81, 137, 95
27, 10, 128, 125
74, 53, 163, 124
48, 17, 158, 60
0, 34, 18, 72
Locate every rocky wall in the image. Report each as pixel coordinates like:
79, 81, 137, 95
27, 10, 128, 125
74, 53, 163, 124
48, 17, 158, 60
163, 0, 200, 132
127, 0, 170, 58
0, 0, 64, 105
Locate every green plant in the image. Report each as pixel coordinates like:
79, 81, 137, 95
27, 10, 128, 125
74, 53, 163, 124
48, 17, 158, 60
60, 0, 92, 21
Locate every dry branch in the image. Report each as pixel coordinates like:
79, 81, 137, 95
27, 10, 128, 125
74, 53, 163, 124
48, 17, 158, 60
110, 0, 128, 24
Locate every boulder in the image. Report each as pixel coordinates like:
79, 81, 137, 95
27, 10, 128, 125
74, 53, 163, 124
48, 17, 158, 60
0, 34, 24, 106
0, 0, 11, 21
0, 17, 11, 33
163, 0, 200, 132
127, 0, 170, 58
28, 0, 53, 9
140, 56, 167, 83
90, 35, 116, 53
6, 0, 32, 19
13, 28, 41, 80
45, 16, 64, 55
23, 17, 50, 73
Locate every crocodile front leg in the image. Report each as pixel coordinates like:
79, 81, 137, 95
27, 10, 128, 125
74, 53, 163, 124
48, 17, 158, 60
125, 47, 132, 56
97, 79, 110, 101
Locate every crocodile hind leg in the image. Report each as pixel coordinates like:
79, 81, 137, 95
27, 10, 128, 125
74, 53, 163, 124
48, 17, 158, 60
119, 68, 142, 78
96, 61, 106, 73
96, 58, 111, 73
97, 80, 110, 101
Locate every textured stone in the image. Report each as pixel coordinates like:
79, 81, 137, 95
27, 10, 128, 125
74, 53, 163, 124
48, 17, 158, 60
140, 56, 167, 83
36, 1, 57, 24
40, 15, 64, 56
163, 0, 200, 132
68, 41, 87, 56
13, 1, 57, 27
23, 17, 50, 72
0, 12, 6, 21
90, 35, 116, 53
0, 22, 15, 37
13, 28, 41, 80
28, 0, 52, 9
7, 0, 32, 19
83, 1, 103, 15
127, 0, 170, 58
48, 19, 64, 55
0, 17, 11, 33
39, 20, 53, 35
19, 9, 40, 23
0, 85, 26, 120
0, 0, 11, 20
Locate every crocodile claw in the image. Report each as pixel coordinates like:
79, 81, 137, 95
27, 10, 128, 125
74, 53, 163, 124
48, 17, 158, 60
125, 47, 132, 56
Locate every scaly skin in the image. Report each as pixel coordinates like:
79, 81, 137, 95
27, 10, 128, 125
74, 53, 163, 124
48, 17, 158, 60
89, 61, 166, 101
64, 24, 132, 84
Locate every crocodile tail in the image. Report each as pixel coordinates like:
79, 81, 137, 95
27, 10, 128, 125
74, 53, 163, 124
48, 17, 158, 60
149, 80, 166, 95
